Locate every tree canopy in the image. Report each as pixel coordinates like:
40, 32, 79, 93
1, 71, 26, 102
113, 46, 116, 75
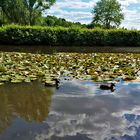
0, 0, 56, 25
42, 16, 86, 28
92, 0, 124, 29
23, 0, 56, 25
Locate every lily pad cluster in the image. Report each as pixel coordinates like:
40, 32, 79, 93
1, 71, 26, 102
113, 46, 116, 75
0, 52, 139, 85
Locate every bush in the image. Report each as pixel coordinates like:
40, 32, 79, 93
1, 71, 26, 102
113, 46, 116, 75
0, 25, 140, 46
105, 29, 140, 46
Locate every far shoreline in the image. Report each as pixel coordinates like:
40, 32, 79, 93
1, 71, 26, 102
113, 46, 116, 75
0, 45, 140, 54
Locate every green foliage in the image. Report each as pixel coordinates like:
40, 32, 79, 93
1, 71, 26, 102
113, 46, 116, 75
23, 0, 56, 25
0, 0, 30, 25
105, 29, 140, 46
42, 16, 86, 28
0, 0, 56, 25
0, 8, 7, 26
0, 25, 140, 46
92, 0, 124, 29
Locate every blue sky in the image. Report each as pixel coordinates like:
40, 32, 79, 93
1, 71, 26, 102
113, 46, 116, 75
46, 0, 140, 29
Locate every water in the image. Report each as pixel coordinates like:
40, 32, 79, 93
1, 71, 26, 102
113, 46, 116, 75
0, 45, 140, 54
0, 80, 140, 140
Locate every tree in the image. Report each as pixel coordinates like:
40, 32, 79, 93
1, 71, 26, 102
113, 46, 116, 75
23, 0, 56, 25
0, 0, 56, 25
92, 0, 124, 29
42, 15, 86, 28
0, 7, 5, 25
0, 0, 30, 25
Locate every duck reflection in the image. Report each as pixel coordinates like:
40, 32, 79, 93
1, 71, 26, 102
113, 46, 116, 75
0, 81, 54, 133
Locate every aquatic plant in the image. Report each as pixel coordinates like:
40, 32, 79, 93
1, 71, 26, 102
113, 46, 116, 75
0, 52, 139, 85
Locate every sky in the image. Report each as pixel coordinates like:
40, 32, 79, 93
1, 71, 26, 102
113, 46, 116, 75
46, 0, 140, 29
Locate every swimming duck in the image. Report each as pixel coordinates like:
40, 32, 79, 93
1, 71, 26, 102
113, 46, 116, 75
100, 83, 115, 91
54, 78, 60, 89
45, 78, 60, 89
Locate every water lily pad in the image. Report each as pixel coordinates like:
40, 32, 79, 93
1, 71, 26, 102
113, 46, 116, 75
11, 79, 23, 83
0, 65, 6, 72
44, 80, 56, 87
91, 76, 98, 81
24, 78, 31, 83
124, 76, 136, 81
0, 82, 4, 86
29, 76, 37, 81
0, 52, 139, 85
0, 76, 10, 82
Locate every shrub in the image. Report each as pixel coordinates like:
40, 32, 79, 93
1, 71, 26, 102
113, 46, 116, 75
0, 25, 140, 46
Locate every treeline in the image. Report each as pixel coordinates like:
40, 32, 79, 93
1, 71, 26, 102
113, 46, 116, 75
0, 0, 85, 28
0, 25, 139, 46
42, 16, 86, 28
0, 0, 125, 29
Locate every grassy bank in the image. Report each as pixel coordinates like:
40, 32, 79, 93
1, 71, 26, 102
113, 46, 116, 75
0, 25, 140, 46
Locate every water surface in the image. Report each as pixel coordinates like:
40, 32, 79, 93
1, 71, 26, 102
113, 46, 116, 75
0, 80, 140, 140
0, 45, 140, 54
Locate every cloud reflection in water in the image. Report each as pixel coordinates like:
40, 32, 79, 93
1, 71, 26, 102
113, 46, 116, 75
0, 80, 140, 140
35, 80, 140, 140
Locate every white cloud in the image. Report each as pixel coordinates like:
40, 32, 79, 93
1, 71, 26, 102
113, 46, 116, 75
34, 82, 140, 140
119, 0, 140, 6
49, 0, 96, 10
45, 0, 95, 24
46, 0, 140, 29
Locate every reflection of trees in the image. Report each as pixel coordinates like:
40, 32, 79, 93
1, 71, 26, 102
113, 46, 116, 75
0, 93, 13, 134
0, 81, 54, 133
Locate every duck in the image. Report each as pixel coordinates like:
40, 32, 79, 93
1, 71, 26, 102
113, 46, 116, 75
45, 78, 60, 89
100, 83, 115, 92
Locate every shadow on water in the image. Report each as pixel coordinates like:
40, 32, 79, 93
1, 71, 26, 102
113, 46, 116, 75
0, 80, 140, 140
0, 45, 140, 54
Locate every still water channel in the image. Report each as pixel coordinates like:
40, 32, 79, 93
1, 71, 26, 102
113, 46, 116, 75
0, 79, 140, 140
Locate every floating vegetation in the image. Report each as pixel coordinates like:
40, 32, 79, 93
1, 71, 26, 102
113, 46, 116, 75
0, 52, 139, 85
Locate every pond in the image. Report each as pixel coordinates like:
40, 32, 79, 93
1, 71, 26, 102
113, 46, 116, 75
0, 80, 140, 140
